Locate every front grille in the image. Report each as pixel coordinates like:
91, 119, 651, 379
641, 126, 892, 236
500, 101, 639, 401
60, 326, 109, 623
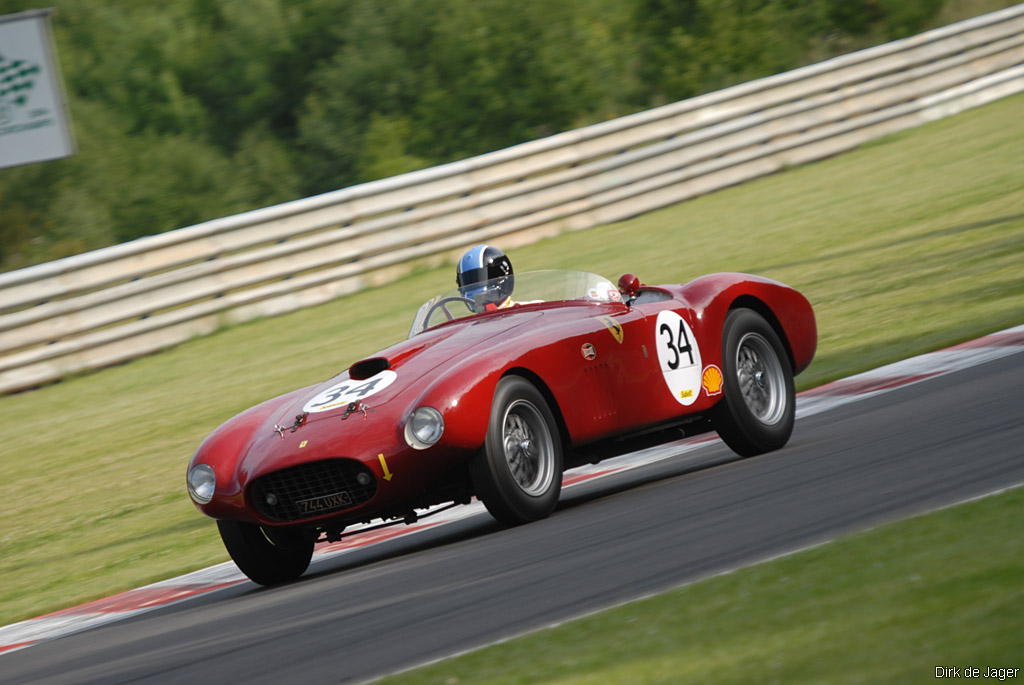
249, 458, 377, 522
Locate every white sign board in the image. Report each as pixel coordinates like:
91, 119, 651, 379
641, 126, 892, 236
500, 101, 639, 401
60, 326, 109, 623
0, 9, 75, 169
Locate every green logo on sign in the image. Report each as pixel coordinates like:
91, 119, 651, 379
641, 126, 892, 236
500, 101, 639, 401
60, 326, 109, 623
0, 53, 41, 124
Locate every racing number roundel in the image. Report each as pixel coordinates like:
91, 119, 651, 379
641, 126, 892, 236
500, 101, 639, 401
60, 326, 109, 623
655, 310, 702, 406
303, 370, 398, 414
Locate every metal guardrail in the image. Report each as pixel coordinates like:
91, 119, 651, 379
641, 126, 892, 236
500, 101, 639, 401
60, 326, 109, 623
2, 4, 1023, 394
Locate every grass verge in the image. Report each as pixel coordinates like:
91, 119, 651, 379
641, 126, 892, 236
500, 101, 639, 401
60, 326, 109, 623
377, 486, 1024, 684
0, 93, 1021, 627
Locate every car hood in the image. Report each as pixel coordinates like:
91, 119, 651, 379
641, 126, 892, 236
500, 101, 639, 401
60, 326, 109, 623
262, 310, 547, 432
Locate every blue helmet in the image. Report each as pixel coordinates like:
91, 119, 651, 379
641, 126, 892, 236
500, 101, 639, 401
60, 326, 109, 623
456, 244, 514, 308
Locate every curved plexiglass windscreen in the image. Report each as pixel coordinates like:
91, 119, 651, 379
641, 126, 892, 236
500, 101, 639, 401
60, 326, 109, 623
409, 270, 621, 337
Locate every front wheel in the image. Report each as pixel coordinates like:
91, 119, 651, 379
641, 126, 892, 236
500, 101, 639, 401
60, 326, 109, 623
470, 376, 563, 525
712, 308, 795, 457
217, 520, 314, 585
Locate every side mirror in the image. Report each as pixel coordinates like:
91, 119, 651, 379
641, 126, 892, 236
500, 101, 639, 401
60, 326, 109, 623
618, 273, 640, 305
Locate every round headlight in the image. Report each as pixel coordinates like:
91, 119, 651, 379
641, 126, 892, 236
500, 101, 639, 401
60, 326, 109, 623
404, 406, 444, 450
187, 464, 216, 504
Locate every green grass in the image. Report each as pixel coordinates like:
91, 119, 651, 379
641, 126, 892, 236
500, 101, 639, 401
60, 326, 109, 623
0, 92, 1022, 627
376, 487, 1024, 685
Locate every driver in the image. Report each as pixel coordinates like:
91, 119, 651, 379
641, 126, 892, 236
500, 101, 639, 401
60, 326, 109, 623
456, 244, 515, 311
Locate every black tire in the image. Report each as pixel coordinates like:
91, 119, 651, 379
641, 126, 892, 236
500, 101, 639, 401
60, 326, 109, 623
712, 308, 795, 457
217, 520, 314, 585
470, 376, 563, 525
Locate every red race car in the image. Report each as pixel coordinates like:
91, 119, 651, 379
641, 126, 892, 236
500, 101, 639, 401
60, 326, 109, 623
187, 260, 816, 585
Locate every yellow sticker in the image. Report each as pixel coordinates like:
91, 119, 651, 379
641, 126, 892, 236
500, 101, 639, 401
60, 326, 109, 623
597, 316, 624, 344
680, 389, 694, 399
299, 440, 308, 448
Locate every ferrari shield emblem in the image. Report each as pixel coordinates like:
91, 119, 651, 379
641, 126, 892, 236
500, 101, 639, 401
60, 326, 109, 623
597, 316, 624, 344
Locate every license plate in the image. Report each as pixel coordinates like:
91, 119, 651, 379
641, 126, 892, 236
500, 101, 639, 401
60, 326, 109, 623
296, 490, 353, 514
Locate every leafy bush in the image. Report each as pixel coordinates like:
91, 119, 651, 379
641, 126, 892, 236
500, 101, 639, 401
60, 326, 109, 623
0, 0, 1013, 272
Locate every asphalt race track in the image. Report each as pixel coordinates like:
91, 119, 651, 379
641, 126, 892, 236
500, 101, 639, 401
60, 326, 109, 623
4, 350, 1023, 684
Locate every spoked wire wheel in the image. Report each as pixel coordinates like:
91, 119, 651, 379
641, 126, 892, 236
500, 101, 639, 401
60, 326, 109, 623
735, 332, 788, 426
501, 399, 556, 496
470, 376, 563, 525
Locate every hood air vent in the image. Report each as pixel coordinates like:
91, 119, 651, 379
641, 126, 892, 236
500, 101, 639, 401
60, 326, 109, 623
349, 357, 390, 380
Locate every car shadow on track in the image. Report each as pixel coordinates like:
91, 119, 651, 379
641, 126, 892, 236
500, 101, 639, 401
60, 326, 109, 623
556, 444, 740, 511
306, 444, 742, 580
303, 515, 506, 581
206, 441, 743, 599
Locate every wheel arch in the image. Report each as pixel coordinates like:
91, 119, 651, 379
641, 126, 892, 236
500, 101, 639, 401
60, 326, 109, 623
500, 367, 573, 458
728, 295, 796, 372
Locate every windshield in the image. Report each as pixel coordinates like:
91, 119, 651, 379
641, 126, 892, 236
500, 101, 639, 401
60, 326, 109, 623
409, 269, 622, 336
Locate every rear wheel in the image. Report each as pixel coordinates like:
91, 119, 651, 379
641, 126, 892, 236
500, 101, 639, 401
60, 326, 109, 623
217, 520, 314, 585
712, 308, 795, 457
470, 376, 562, 525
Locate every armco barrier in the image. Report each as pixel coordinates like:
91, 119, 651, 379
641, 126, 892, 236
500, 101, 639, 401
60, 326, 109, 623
1, 4, 1023, 394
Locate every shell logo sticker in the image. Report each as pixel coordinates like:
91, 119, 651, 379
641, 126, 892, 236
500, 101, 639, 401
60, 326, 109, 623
303, 370, 397, 414
597, 316, 624, 344
655, 310, 702, 406
581, 343, 597, 361
702, 365, 724, 396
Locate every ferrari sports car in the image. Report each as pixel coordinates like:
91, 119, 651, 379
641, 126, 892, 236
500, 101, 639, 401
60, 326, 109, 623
187, 268, 816, 585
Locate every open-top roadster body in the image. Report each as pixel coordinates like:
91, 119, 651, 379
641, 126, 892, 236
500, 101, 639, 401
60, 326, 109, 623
187, 269, 816, 584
